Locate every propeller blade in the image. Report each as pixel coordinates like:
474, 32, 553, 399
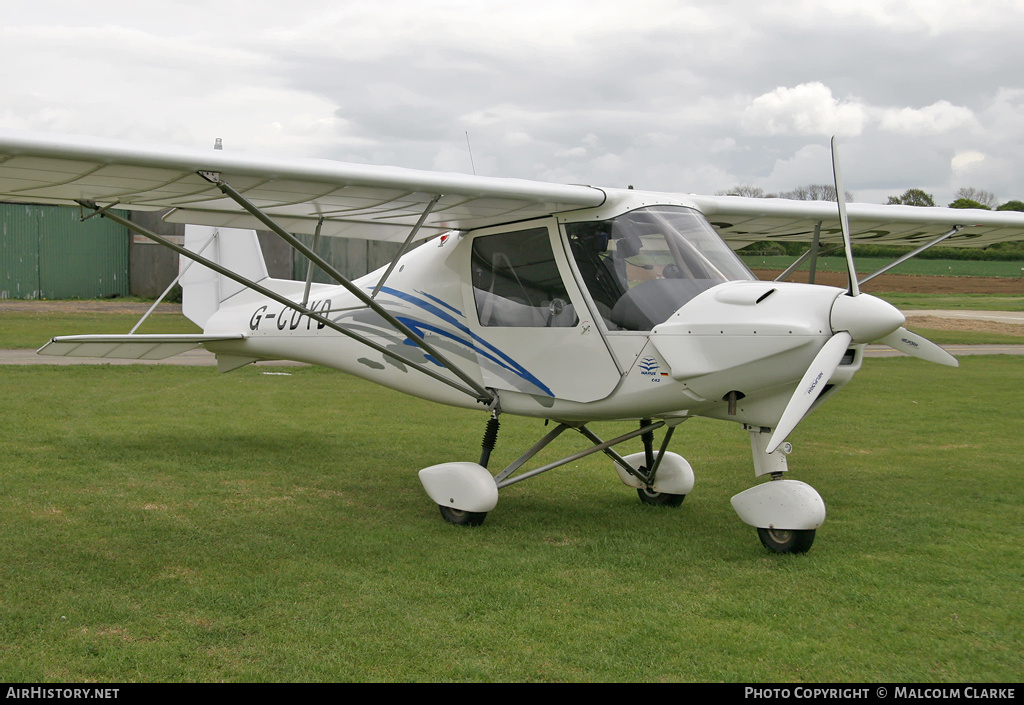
880, 327, 959, 367
767, 331, 853, 454
830, 136, 859, 297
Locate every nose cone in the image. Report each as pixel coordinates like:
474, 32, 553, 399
830, 293, 905, 343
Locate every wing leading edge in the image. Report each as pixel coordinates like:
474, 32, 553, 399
689, 194, 1024, 248
0, 129, 606, 242
4, 128, 1023, 247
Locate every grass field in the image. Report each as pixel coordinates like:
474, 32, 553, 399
0, 311, 201, 351
1, 358, 1021, 682
904, 327, 1024, 345
740, 255, 1024, 279
872, 293, 1024, 312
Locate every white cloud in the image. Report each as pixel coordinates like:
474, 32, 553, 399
763, 143, 834, 194
760, 0, 1024, 35
879, 100, 978, 135
555, 147, 588, 158
742, 83, 869, 137
951, 150, 986, 172
1, 2, 1023, 203
710, 138, 740, 154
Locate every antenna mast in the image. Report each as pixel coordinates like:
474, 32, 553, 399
465, 131, 477, 175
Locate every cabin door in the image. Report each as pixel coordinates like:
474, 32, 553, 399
460, 219, 621, 403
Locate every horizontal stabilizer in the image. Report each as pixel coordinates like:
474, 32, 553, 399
37, 334, 245, 360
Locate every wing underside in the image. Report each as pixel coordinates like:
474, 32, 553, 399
688, 194, 1024, 248
0, 129, 606, 241
3, 129, 1023, 247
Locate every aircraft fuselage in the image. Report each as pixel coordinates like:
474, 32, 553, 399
201, 192, 866, 430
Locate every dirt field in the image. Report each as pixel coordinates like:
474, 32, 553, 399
749, 270, 1024, 336
899, 314, 1023, 336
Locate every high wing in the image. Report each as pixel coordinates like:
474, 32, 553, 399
0, 129, 605, 241
4, 128, 1024, 247
689, 194, 1024, 248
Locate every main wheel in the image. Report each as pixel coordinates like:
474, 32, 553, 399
757, 527, 815, 554
636, 487, 686, 507
439, 505, 487, 526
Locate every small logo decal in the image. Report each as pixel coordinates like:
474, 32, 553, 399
639, 357, 660, 374
806, 371, 824, 395
638, 357, 670, 382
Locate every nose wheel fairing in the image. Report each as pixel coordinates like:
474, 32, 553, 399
731, 480, 826, 533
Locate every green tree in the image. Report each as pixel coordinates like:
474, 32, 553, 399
996, 200, 1024, 212
887, 189, 935, 207
948, 198, 990, 209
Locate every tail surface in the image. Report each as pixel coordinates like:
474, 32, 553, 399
180, 225, 268, 328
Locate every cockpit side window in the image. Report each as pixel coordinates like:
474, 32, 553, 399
566, 206, 754, 331
471, 227, 579, 328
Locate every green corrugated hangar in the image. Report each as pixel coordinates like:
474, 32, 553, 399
0, 203, 404, 300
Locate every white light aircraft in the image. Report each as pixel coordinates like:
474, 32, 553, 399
2, 129, 1023, 554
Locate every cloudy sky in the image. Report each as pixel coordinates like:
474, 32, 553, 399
2, 0, 1021, 206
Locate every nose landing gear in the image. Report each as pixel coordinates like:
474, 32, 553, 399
732, 427, 826, 554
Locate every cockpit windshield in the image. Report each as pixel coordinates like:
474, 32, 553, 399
565, 206, 755, 331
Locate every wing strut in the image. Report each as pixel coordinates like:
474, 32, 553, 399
77, 200, 494, 404
301, 216, 325, 307
808, 220, 822, 284
773, 227, 844, 283
858, 226, 962, 285
193, 174, 495, 404
371, 193, 442, 299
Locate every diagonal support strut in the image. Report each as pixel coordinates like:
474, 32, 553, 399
194, 173, 494, 403
858, 226, 963, 285
77, 200, 490, 403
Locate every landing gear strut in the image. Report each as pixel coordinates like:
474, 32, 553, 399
732, 427, 826, 554
420, 416, 692, 528
629, 419, 689, 506
425, 410, 503, 527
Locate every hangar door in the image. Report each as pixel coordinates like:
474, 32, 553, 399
0, 204, 129, 299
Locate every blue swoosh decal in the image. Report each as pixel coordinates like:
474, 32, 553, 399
377, 286, 554, 397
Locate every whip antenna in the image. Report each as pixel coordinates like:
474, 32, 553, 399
465, 131, 477, 175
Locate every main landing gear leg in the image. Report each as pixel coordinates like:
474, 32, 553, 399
609, 419, 694, 505
730, 426, 825, 554
420, 416, 694, 528
419, 410, 501, 527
